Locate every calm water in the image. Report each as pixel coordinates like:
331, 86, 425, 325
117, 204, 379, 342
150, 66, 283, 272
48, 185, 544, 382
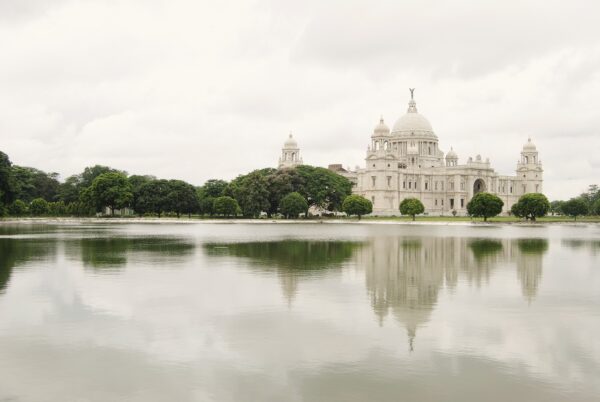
1, 222, 599, 401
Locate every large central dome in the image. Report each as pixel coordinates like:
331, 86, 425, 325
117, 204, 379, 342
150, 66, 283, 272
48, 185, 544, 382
391, 93, 436, 139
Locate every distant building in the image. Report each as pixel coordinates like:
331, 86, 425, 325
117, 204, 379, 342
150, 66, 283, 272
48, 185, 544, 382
278, 133, 303, 169
332, 90, 543, 215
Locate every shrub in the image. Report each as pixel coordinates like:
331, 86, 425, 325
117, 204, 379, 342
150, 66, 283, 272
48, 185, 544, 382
342, 195, 372, 219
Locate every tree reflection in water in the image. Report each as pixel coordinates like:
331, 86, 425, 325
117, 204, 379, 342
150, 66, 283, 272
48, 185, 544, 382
65, 237, 196, 271
204, 240, 362, 304
0, 238, 57, 294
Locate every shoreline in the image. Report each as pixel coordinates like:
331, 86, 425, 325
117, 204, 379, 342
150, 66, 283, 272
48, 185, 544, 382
1, 217, 597, 226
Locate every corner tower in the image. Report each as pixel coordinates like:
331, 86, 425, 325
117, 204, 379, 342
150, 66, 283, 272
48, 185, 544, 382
278, 133, 303, 169
516, 138, 543, 194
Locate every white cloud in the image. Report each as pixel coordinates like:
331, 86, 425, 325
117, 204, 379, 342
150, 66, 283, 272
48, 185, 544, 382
0, 0, 599, 198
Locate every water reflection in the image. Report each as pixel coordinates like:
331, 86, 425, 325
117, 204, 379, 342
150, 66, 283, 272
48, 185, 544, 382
0, 238, 57, 293
204, 240, 361, 303
360, 236, 549, 349
562, 239, 600, 255
66, 237, 196, 270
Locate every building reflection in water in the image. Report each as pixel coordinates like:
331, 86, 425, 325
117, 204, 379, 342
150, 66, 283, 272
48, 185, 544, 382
359, 236, 548, 350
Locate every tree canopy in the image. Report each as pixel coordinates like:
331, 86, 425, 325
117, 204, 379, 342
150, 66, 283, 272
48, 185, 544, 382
561, 198, 588, 220
400, 197, 425, 220
279, 192, 308, 218
0, 151, 16, 207
213, 196, 240, 217
511, 193, 550, 221
342, 195, 372, 219
88, 172, 133, 216
466, 192, 504, 221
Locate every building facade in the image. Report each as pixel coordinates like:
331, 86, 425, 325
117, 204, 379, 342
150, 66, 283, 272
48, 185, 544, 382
344, 91, 543, 215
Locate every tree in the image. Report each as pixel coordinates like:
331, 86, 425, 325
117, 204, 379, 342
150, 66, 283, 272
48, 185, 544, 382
342, 195, 372, 219
466, 192, 504, 221
89, 172, 133, 216
11, 166, 60, 202
48, 201, 67, 216
561, 198, 588, 220
165, 180, 199, 218
29, 198, 49, 216
295, 165, 352, 211
265, 168, 305, 216
213, 196, 240, 217
0, 150, 16, 208
279, 192, 308, 218
549, 200, 564, 216
199, 195, 215, 216
229, 171, 270, 218
134, 179, 170, 217
511, 193, 550, 221
8, 200, 28, 216
592, 199, 600, 216
202, 179, 229, 198
400, 197, 425, 221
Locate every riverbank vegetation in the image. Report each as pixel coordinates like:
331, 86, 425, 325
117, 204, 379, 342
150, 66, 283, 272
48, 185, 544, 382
1, 149, 599, 222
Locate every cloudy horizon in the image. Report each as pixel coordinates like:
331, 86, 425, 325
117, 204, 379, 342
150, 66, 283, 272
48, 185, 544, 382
1, 0, 599, 200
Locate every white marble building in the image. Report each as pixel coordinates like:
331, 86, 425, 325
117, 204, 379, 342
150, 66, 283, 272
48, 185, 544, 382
339, 90, 543, 215
278, 133, 303, 169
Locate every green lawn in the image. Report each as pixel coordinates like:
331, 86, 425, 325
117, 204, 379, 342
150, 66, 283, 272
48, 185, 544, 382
360, 215, 600, 223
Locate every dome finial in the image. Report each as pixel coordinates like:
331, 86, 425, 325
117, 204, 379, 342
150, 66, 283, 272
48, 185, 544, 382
380, 115, 384, 124
407, 88, 418, 113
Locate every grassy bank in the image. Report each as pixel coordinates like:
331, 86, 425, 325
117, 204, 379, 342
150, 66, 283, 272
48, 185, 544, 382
361, 215, 600, 223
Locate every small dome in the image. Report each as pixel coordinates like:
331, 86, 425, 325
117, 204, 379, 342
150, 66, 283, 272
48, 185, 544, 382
446, 147, 458, 159
523, 137, 536, 151
391, 93, 436, 139
284, 133, 298, 148
372, 116, 390, 137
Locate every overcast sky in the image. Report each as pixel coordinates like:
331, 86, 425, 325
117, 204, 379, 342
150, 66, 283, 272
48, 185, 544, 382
1, 0, 599, 199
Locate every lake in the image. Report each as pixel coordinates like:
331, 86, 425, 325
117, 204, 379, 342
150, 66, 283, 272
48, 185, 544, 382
0, 222, 599, 401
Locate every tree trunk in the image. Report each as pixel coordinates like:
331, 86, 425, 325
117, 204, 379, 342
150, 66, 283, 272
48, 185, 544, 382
110, 207, 115, 217
412, 215, 415, 221
484, 216, 487, 222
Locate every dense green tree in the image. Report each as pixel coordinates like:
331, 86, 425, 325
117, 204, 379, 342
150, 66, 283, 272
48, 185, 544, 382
48, 201, 67, 216
400, 197, 425, 221
59, 175, 83, 204
12, 166, 60, 202
466, 192, 504, 221
165, 180, 199, 218
265, 168, 305, 216
549, 200, 565, 216
134, 179, 170, 217
213, 196, 240, 217
511, 193, 550, 221
199, 195, 215, 216
561, 197, 588, 220
202, 179, 229, 198
279, 192, 308, 218
89, 172, 133, 216
8, 200, 28, 216
29, 198, 49, 216
0, 151, 16, 208
295, 165, 352, 211
229, 171, 270, 218
342, 195, 373, 219
81, 165, 124, 188
592, 199, 600, 216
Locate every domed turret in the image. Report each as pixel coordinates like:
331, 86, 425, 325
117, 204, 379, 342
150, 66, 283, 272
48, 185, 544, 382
445, 147, 458, 166
523, 137, 536, 151
284, 133, 298, 148
278, 133, 302, 168
372, 116, 390, 137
